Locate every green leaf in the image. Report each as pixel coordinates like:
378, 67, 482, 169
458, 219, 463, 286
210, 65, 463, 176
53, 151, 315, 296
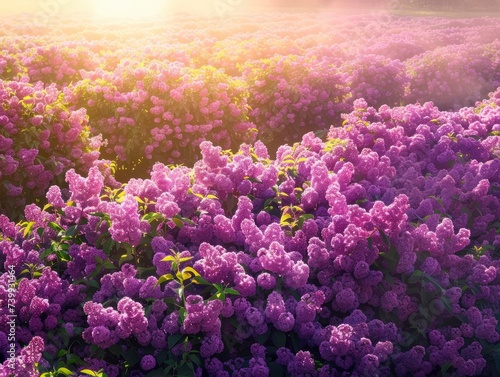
103, 262, 116, 270
223, 288, 240, 296
122, 243, 133, 255
66, 354, 85, 366
192, 275, 211, 285
272, 331, 286, 348
268, 362, 285, 377
40, 247, 54, 260
180, 217, 195, 225
378, 229, 391, 246
156, 274, 175, 286
80, 370, 99, 377
441, 296, 453, 313
165, 364, 175, 375
142, 212, 166, 223
297, 214, 314, 229
246, 177, 262, 184
108, 345, 122, 357
255, 328, 270, 344
48, 222, 64, 233
119, 253, 134, 267
179, 307, 187, 322
161, 255, 176, 262
214, 292, 226, 301
188, 353, 202, 367
407, 270, 423, 284
424, 274, 444, 292
23, 221, 35, 238
224, 193, 238, 216
103, 238, 114, 255
177, 363, 194, 377
181, 266, 200, 279
172, 261, 178, 273
65, 225, 78, 238
145, 370, 164, 377
280, 213, 294, 226
175, 286, 184, 300
441, 362, 452, 375
172, 217, 184, 229
155, 349, 169, 364
290, 332, 301, 352
124, 348, 141, 367
87, 279, 100, 289
168, 333, 184, 349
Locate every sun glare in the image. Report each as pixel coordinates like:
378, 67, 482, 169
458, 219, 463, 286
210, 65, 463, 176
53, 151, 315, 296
92, 0, 166, 19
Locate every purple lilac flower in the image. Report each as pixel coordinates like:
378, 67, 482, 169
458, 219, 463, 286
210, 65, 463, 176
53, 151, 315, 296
139, 355, 156, 371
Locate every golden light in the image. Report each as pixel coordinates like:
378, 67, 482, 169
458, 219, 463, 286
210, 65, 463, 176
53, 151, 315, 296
92, 0, 166, 19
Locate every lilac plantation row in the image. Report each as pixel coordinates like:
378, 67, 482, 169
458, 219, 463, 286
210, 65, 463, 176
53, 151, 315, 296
1, 14, 500, 216
1, 83, 499, 376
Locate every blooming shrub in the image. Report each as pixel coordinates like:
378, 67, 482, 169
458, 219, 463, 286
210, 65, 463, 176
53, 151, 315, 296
0, 13, 499, 182
243, 55, 351, 149
1, 85, 499, 376
0, 79, 101, 219
19, 43, 101, 87
65, 62, 256, 174
0, 51, 26, 81
341, 54, 409, 108
405, 42, 500, 109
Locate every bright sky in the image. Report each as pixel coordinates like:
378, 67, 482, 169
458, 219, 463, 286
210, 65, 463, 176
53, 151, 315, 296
0, 0, 400, 21
0, 0, 315, 22
1, 0, 179, 17
0, 0, 359, 18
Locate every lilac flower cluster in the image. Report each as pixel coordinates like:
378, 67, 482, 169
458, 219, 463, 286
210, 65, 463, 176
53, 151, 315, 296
0, 336, 44, 377
82, 296, 148, 348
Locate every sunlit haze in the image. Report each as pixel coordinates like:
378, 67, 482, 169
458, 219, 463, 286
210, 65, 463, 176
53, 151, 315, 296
0, 0, 398, 19
91, 0, 167, 19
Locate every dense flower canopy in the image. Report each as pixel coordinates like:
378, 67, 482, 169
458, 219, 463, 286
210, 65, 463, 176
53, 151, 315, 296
0, 11, 499, 377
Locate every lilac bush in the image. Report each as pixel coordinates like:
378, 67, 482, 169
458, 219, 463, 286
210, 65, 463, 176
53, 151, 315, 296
340, 54, 409, 109
0, 79, 101, 219
65, 62, 256, 175
20, 43, 101, 87
405, 42, 500, 110
243, 55, 351, 148
0, 14, 499, 179
1, 85, 499, 376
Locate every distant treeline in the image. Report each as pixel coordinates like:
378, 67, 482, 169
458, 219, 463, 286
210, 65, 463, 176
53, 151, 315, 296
397, 0, 500, 11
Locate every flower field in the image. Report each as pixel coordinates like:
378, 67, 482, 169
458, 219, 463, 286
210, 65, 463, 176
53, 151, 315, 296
1, 11, 500, 377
